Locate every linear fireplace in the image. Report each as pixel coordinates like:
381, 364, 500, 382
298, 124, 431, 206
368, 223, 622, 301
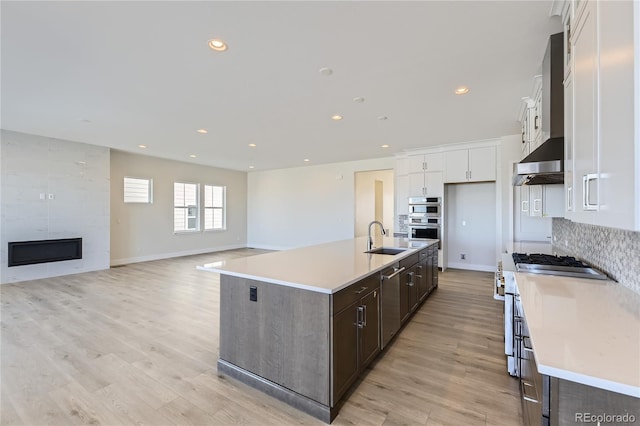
8, 238, 82, 267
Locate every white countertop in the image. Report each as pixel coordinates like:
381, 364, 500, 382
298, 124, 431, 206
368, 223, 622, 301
515, 272, 640, 398
198, 237, 437, 294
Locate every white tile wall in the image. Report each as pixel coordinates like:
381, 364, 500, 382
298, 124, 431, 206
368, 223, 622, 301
1, 130, 110, 284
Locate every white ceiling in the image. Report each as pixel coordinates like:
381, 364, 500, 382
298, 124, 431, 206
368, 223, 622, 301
1, 1, 562, 171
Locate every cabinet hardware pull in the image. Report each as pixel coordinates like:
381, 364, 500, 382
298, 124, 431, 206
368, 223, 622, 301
407, 272, 414, 287
533, 198, 541, 212
357, 306, 365, 328
354, 286, 368, 294
469, 170, 471, 180
522, 336, 534, 352
362, 305, 367, 327
522, 200, 529, 212
534, 115, 539, 130
567, 186, 572, 211
582, 173, 598, 210
521, 380, 540, 404
382, 267, 405, 280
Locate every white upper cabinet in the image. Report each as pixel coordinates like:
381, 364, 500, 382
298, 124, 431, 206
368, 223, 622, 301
395, 174, 409, 216
444, 146, 496, 183
564, 0, 638, 230
408, 171, 443, 197
406, 152, 444, 197
408, 153, 443, 173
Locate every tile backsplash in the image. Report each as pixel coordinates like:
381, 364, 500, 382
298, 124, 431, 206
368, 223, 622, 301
552, 218, 640, 294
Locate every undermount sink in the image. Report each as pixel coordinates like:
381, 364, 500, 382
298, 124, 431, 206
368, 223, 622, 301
365, 247, 407, 255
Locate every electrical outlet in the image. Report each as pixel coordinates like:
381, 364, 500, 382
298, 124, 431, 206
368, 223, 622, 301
460, 253, 466, 260
249, 286, 257, 302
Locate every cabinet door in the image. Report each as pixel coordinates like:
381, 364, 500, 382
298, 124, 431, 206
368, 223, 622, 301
359, 289, 380, 368
399, 269, 411, 324
416, 250, 429, 300
595, 0, 636, 230
529, 185, 543, 217
424, 153, 443, 172
430, 247, 438, 290
444, 149, 469, 183
468, 146, 496, 182
572, 1, 598, 219
408, 265, 419, 313
532, 87, 543, 146
396, 157, 409, 176
424, 171, 443, 197
332, 301, 360, 403
543, 185, 565, 218
407, 155, 425, 174
395, 175, 409, 216
564, 71, 575, 216
408, 172, 425, 197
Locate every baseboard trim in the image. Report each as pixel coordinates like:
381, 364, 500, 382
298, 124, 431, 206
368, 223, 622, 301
446, 262, 495, 272
217, 359, 335, 423
244, 243, 289, 251
110, 244, 246, 266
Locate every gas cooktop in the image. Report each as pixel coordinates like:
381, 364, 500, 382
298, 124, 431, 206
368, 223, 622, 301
512, 253, 608, 280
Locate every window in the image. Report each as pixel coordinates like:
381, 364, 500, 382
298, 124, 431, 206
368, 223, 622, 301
204, 185, 226, 230
123, 177, 152, 203
174, 182, 199, 232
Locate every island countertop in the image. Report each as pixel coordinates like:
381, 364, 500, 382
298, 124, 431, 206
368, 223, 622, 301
198, 236, 437, 294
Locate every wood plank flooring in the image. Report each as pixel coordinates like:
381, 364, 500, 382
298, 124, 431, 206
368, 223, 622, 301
1, 250, 522, 425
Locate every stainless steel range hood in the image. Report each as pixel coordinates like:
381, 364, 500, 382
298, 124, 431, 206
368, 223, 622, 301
513, 33, 564, 186
512, 137, 564, 185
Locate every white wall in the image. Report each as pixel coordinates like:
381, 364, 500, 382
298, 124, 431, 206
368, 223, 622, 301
354, 169, 394, 237
1, 130, 110, 284
110, 150, 247, 264
446, 182, 497, 272
247, 157, 395, 250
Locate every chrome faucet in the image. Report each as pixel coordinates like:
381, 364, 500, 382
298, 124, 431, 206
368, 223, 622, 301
367, 221, 387, 251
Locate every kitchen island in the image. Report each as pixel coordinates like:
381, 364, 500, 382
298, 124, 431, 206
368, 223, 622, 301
198, 236, 439, 422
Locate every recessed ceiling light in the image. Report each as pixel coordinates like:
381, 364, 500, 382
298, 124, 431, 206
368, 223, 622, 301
331, 114, 343, 121
319, 67, 333, 76
248, 143, 257, 147
377, 116, 388, 121
353, 97, 365, 103
304, 159, 310, 162
138, 144, 147, 149
189, 154, 197, 158
197, 129, 208, 134
249, 165, 255, 169
455, 86, 470, 95
381, 144, 390, 148
208, 39, 228, 52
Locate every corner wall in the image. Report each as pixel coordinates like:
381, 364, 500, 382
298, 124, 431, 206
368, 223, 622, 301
110, 150, 247, 265
1, 130, 110, 284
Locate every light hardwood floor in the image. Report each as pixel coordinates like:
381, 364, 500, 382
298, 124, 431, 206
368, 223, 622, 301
1, 250, 522, 426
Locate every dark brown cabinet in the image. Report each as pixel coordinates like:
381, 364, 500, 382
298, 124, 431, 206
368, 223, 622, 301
416, 248, 430, 301
331, 274, 380, 405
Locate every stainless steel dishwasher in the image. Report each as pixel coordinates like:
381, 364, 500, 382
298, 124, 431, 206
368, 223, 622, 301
380, 263, 404, 349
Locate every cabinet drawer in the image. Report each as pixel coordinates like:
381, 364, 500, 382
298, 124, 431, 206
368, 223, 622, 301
333, 273, 380, 314
399, 253, 420, 269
